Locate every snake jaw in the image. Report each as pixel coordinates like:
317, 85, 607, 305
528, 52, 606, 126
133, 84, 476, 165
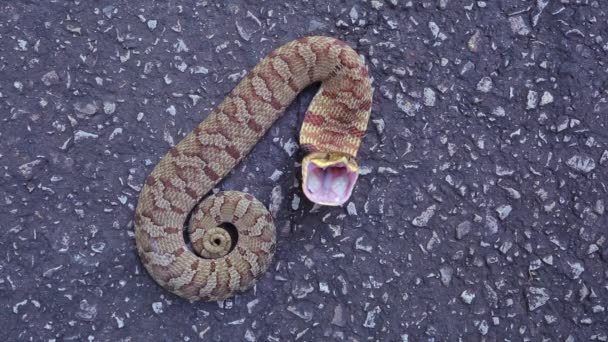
301, 152, 359, 206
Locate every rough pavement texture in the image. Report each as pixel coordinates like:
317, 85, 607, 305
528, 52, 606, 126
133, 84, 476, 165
1, 0, 608, 341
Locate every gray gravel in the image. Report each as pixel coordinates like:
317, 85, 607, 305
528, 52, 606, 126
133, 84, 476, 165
2, 0, 608, 341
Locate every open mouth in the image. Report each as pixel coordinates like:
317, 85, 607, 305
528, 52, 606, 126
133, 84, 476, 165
302, 153, 359, 206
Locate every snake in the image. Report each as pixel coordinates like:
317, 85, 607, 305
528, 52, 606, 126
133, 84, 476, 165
134, 36, 373, 301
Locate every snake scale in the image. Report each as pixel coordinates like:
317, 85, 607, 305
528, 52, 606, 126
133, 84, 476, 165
134, 36, 373, 301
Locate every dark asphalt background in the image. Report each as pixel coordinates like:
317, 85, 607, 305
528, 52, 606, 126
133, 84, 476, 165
1, 0, 607, 341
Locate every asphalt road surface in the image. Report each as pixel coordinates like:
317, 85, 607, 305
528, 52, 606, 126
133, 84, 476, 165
1, 0, 607, 341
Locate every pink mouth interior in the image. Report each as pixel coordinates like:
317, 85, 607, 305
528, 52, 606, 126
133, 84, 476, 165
303, 162, 358, 206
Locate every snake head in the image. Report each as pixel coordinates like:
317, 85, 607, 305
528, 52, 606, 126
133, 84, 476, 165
301, 152, 359, 206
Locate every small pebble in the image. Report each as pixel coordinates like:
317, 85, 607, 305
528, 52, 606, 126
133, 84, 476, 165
527, 287, 549, 311
540, 91, 554, 106
363, 306, 381, 328
477, 77, 492, 93
461, 289, 476, 304
456, 221, 471, 239
41, 71, 59, 86
412, 205, 437, 227
423, 88, 436, 107
496, 204, 512, 220
152, 302, 163, 314
509, 16, 530, 36
439, 266, 453, 286
527, 90, 538, 109
566, 154, 596, 173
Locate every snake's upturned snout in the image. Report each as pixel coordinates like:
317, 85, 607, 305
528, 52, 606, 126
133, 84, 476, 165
301, 152, 359, 206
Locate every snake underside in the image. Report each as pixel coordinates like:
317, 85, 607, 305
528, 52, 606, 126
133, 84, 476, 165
134, 36, 373, 301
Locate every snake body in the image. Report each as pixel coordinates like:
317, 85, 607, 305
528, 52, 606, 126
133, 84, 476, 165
134, 36, 373, 301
